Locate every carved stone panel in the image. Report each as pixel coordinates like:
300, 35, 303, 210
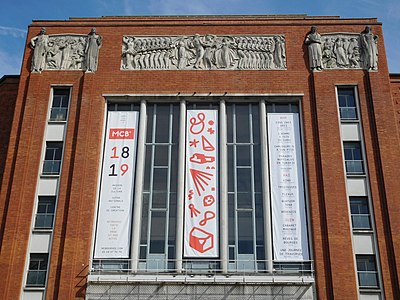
320, 34, 363, 70
305, 26, 379, 71
30, 28, 102, 73
121, 34, 287, 70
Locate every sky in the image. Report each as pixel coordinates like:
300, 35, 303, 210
1, 0, 399, 77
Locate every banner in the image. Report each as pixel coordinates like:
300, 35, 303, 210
94, 111, 139, 258
268, 113, 309, 261
184, 110, 219, 257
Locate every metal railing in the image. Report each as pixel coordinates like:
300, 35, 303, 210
345, 160, 364, 174
42, 160, 61, 175
49, 108, 68, 121
90, 259, 314, 277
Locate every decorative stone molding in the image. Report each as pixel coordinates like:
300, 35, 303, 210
305, 26, 378, 71
30, 27, 102, 73
121, 34, 287, 70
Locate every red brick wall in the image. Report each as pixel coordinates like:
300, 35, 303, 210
0, 16, 399, 300
0, 75, 19, 190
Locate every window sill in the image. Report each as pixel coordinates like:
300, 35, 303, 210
48, 120, 67, 124
340, 119, 359, 123
40, 174, 60, 178
346, 174, 367, 178
352, 229, 374, 234
24, 286, 46, 291
32, 228, 53, 233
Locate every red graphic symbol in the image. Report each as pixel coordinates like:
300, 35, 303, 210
189, 113, 205, 134
190, 153, 215, 164
190, 169, 213, 196
199, 211, 216, 226
206, 166, 216, 170
208, 120, 214, 126
207, 127, 215, 135
203, 195, 215, 207
189, 139, 199, 148
188, 189, 194, 200
211, 187, 215, 191
201, 135, 215, 151
189, 204, 201, 218
189, 227, 214, 253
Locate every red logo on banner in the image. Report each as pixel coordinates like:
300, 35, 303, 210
109, 128, 135, 139
189, 227, 214, 253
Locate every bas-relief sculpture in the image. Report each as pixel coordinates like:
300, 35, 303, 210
30, 27, 102, 73
121, 34, 287, 70
305, 26, 379, 71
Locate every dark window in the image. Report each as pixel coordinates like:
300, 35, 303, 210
356, 255, 379, 288
50, 88, 70, 121
338, 88, 357, 120
35, 196, 55, 229
344, 142, 364, 175
350, 197, 371, 229
43, 142, 63, 175
26, 254, 48, 286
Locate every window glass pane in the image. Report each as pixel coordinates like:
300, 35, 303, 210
238, 211, 253, 254
227, 104, 233, 143
236, 105, 250, 143
237, 192, 252, 209
338, 88, 357, 120
236, 145, 250, 166
344, 142, 364, 174
356, 255, 379, 288
35, 196, 55, 229
154, 146, 168, 166
252, 105, 260, 144
153, 168, 168, 191
152, 192, 167, 209
254, 146, 262, 192
237, 168, 251, 192
155, 105, 170, 143
227, 146, 234, 192
50, 89, 70, 121
141, 194, 149, 244
228, 194, 235, 244
150, 212, 166, 253
27, 254, 48, 286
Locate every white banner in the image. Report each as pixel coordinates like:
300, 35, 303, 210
184, 110, 219, 257
94, 111, 139, 258
268, 113, 309, 261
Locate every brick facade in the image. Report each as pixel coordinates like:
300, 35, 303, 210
0, 15, 399, 299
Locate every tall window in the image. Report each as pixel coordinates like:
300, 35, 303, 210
356, 255, 379, 288
42, 142, 63, 175
140, 104, 179, 270
227, 103, 264, 270
344, 142, 364, 175
350, 197, 371, 230
50, 88, 70, 121
94, 99, 310, 275
35, 196, 56, 229
338, 87, 357, 120
26, 254, 48, 287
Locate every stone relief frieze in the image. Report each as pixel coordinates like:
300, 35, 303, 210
30, 27, 102, 73
121, 34, 287, 70
305, 26, 378, 71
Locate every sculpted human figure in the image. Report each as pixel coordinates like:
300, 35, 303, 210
192, 34, 205, 69
30, 28, 49, 72
123, 36, 137, 69
305, 26, 323, 71
360, 26, 378, 70
85, 28, 102, 72
347, 37, 360, 68
274, 36, 286, 69
334, 37, 349, 67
